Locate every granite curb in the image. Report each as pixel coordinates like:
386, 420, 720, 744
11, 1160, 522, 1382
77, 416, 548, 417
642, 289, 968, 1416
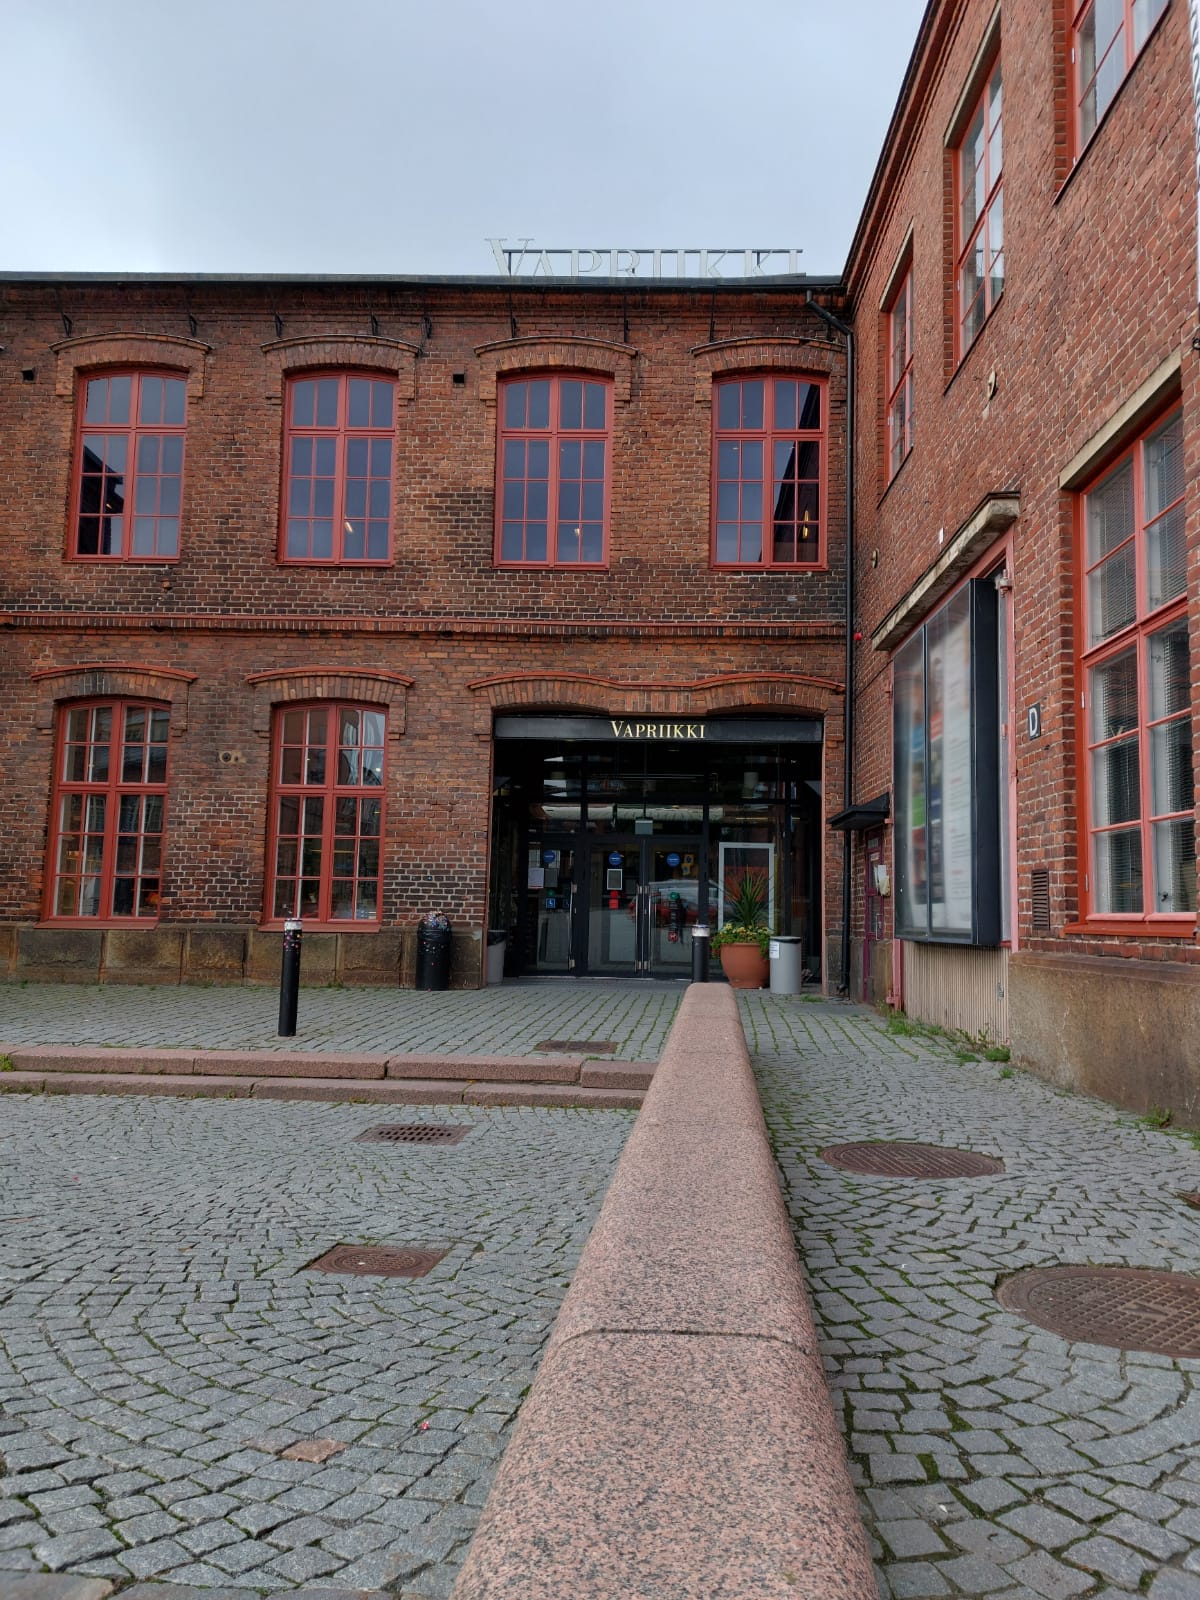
450, 982, 877, 1599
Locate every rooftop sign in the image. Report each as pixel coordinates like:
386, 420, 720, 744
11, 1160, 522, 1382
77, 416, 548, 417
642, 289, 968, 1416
487, 239, 804, 279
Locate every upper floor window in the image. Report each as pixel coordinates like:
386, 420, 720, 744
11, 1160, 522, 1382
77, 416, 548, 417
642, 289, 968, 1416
1073, 0, 1169, 149
1081, 409, 1194, 920
713, 375, 825, 567
73, 373, 186, 560
886, 269, 914, 480
47, 701, 169, 921
283, 374, 395, 563
955, 60, 1004, 357
267, 703, 385, 924
496, 375, 611, 566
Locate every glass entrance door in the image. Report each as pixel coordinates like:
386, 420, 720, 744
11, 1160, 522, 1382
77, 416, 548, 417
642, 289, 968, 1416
584, 837, 704, 976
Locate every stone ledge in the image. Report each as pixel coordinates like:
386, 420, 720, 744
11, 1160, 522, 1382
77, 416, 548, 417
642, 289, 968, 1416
450, 982, 875, 1599
386, 1053, 582, 1083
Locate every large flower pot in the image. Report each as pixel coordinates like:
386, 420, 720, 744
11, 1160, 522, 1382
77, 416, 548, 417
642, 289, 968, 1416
718, 941, 769, 989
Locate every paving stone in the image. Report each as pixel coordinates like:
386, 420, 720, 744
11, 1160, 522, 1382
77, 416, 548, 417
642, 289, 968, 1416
1067, 1535, 1154, 1587
876, 1520, 948, 1558
998, 1505, 1087, 1549
1149, 1575, 1200, 1600
882, 1562, 951, 1597
31, 1529, 122, 1570
0, 1581, 115, 1599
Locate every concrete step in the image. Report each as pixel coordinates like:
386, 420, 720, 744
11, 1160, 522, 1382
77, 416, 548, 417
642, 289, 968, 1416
0, 1068, 645, 1110
1, 1043, 655, 1089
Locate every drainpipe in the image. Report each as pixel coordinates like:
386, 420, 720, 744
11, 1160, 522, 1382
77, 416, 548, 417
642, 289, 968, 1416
806, 293, 855, 993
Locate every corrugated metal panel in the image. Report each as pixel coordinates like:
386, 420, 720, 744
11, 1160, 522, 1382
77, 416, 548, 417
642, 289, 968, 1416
902, 942, 1010, 1044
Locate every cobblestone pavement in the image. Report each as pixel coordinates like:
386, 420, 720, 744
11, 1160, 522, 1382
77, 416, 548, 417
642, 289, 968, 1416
746, 994, 1200, 1600
0, 981, 680, 1059
0, 1091, 635, 1596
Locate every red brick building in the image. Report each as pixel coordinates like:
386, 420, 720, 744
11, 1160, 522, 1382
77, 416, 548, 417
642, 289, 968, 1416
843, 0, 1200, 1112
0, 276, 850, 988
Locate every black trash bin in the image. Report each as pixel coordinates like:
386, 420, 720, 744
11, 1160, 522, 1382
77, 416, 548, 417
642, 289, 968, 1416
415, 919, 452, 991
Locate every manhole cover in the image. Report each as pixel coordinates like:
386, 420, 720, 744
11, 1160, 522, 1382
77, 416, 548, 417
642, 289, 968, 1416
355, 1124, 469, 1145
307, 1245, 446, 1278
997, 1266, 1200, 1357
820, 1142, 1004, 1178
535, 1039, 617, 1053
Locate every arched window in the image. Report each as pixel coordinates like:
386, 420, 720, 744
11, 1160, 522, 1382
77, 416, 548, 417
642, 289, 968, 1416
47, 701, 169, 920
266, 703, 386, 924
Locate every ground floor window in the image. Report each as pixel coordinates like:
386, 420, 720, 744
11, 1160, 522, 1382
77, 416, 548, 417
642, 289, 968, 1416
267, 703, 385, 924
47, 700, 169, 921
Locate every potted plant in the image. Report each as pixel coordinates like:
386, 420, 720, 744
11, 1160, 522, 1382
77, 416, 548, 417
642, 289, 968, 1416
711, 868, 771, 989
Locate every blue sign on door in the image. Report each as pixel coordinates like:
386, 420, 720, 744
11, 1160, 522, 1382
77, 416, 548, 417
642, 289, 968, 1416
542, 850, 557, 865
666, 852, 681, 868
608, 852, 623, 866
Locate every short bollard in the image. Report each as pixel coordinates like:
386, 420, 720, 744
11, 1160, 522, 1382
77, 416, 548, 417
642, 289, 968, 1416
690, 923, 711, 983
279, 917, 302, 1037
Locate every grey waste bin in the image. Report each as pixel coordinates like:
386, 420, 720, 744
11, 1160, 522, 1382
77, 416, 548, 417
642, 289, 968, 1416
486, 930, 506, 985
769, 935, 804, 995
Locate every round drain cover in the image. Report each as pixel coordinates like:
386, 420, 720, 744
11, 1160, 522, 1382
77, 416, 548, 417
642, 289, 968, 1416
820, 1141, 1004, 1178
997, 1266, 1200, 1357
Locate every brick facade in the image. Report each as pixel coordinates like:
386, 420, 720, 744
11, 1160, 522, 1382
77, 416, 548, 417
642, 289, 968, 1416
846, 0, 1200, 1113
0, 278, 849, 986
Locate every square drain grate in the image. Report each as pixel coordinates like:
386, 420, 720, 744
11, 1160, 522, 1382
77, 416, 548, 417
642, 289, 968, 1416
307, 1244, 446, 1278
356, 1123, 469, 1145
534, 1039, 617, 1053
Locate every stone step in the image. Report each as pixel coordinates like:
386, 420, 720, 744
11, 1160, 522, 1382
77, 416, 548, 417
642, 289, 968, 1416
0, 1043, 652, 1087
0, 1068, 645, 1110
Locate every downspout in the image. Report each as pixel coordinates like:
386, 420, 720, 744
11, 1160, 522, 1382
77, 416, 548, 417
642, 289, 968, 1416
806, 293, 855, 993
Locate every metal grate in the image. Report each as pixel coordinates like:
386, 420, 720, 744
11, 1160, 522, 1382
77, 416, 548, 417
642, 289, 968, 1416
820, 1141, 1004, 1178
997, 1265, 1200, 1357
355, 1124, 469, 1145
307, 1244, 446, 1278
1031, 868, 1051, 932
534, 1039, 617, 1053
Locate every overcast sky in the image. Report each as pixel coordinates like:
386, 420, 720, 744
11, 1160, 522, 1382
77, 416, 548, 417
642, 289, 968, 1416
5, 0, 927, 279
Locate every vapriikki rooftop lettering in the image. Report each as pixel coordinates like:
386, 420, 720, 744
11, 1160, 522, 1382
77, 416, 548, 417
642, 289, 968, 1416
487, 239, 804, 279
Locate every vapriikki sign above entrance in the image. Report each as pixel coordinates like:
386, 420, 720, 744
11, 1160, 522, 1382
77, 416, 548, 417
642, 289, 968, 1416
487, 239, 804, 279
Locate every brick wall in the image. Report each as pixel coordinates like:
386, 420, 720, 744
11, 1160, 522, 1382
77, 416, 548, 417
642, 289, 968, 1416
846, 0, 1200, 980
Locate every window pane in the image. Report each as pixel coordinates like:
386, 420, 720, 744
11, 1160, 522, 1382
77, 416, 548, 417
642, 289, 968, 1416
1133, 0, 1169, 48
1088, 544, 1136, 645
717, 384, 741, 430
1094, 825, 1143, 913
1152, 819, 1197, 913
347, 378, 370, 428
503, 382, 527, 429
291, 381, 315, 427
527, 381, 550, 429
1150, 716, 1194, 818
741, 382, 764, 430
774, 381, 797, 432
560, 381, 582, 430
1144, 413, 1183, 519
370, 381, 394, 428
1091, 648, 1138, 742
1149, 619, 1191, 721
315, 379, 339, 426
1146, 503, 1187, 611
583, 383, 606, 429
1092, 735, 1141, 826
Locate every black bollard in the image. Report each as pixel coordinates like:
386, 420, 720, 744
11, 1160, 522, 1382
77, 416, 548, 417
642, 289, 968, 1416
690, 924, 710, 983
279, 917, 302, 1036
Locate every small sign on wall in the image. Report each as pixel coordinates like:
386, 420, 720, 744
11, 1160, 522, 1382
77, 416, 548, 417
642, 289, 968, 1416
1027, 703, 1043, 740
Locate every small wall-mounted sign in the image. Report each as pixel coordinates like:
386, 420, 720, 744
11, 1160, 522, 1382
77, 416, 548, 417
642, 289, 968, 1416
1027, 703, 1043, 740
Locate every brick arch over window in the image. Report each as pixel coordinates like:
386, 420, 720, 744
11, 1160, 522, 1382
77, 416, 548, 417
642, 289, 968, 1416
689, 335, 842, 405
31, 663, 196, 732
245, 669, 413, 738
466, 671, 843, 736
260, 336, 420, 404
474, 336, 638, 408
52, 333, 210, 402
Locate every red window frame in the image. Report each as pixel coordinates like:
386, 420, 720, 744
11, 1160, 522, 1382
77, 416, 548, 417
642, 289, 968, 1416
954, 59, 1004, 360
1075, 408, 1194, 929
495, 374, 612, 567
885, 269, 914, 480
711, 374, 826, 569
45, 700, 169, 923
281, 373, 396, 564
265, 703, 386, 927
71, 371, 187, 561
1072, 0, 1169, 154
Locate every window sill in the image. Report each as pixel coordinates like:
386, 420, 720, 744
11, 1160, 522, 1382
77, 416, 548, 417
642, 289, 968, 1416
711, 561, 827, 574
1062, 918, 1197, 938
278, 559, 392, 569
259, 920, 383, 933
944, 293, 1005, 396
67, 555, 181, 566
37, 917, 160, 929
494, 561, 610, 573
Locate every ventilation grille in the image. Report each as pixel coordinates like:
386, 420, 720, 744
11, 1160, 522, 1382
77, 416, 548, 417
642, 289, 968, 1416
1031, 868, 1051, 932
